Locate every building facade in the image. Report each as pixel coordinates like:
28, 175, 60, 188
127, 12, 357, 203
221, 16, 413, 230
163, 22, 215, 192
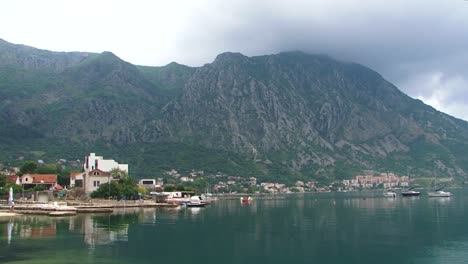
20, 174, 58, 190
75, 153, 129, 194
84, 153, 128, 173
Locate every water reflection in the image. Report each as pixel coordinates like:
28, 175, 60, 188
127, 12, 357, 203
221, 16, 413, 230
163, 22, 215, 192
1, 190, 468, 264
2, 216, 58, 244
6, 221, 13, 245
1, 206, 210, 250
1, 209, 157, 248
80, 215, 128, 248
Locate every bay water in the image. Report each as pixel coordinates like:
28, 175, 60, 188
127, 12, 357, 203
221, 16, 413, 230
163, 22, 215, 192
2, 189, 468, 264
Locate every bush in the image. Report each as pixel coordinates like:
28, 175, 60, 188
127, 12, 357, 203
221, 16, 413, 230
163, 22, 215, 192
163, 184, 175, 192
90, 177, 139, 199
0, 174, 6, 187
90, 182, 120, 199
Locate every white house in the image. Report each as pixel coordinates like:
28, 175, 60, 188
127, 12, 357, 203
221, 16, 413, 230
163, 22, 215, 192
139, 178, 164, 189
70, 172, 84, 187
80, 153, 129, 194
84, 169, 111, 194
84, 153, 128, 173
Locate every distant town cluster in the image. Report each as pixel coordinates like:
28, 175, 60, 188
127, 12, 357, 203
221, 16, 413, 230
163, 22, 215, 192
343, 173, 409, 190
152, 169, 412, 194
0, 152, 433, 198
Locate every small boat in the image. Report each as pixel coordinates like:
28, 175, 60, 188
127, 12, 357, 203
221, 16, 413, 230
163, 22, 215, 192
383, 190, 396, 198
240, 196, 254, 204
428, 188, 452, 197
401, 187, 420, 197
428, 168, 451, 197
186, 202, 206, 208
185, 196, 207, 208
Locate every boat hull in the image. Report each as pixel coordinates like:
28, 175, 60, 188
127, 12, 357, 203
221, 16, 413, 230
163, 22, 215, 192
186, 203, 207, 208
383, 192, 396, 198
428, 191, 452, 197
401, 192, 420, 197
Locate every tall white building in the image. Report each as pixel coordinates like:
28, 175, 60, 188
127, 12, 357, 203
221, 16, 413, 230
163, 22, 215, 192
75, 153, 129, 194
83, 153, 128, 173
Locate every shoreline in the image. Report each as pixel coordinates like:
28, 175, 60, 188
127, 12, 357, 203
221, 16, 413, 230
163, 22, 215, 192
0, 200, 180, 216
0, 211, 19, 217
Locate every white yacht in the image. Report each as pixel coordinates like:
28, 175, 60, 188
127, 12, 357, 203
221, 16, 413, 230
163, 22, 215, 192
428, 188, 452, 197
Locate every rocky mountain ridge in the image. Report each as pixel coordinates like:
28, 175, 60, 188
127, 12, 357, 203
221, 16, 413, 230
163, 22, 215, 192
1, 39, 467, 181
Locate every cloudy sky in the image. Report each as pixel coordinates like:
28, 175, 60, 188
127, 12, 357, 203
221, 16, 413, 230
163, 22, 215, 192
1, 0, 468, 120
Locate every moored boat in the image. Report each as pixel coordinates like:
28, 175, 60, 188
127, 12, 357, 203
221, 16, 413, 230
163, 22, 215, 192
240, 196, 254, 204
428, 188, 452, 197
383, 190, 396, 198
186, 202, 207, 208
185, 196, 207, 207
401, 187, 420, 197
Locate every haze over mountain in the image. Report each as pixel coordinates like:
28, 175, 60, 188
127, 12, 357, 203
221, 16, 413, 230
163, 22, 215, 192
1, 39, 467, 181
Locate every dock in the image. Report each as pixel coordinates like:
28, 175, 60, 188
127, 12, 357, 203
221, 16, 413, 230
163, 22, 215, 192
0, 200, 180, 216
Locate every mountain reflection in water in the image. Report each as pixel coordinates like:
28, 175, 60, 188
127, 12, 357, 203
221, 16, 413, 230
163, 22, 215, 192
1, 191, 468, 264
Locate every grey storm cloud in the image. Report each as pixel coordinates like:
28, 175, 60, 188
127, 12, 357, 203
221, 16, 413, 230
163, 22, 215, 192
170, 0, 468, 120
1, 0, 467, 120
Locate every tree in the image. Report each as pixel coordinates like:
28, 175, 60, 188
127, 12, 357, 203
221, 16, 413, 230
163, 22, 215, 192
90, 182, 120, 199
0, 183, 23, 196
36, 164, 59, 174
0, 173, 6, 187
34, 184, 47, 191
163, 184, 175, 192
20, 161, 38, 175
57, 174, 69, 187
110, 168, 129, 180
90, 171, 139, 199
6, 183, 23, 194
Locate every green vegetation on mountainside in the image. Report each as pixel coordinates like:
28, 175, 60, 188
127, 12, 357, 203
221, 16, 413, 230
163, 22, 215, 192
1, 39, 468, 181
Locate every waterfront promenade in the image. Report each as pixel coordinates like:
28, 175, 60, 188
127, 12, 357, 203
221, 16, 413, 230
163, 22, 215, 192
0, 199, 179, 216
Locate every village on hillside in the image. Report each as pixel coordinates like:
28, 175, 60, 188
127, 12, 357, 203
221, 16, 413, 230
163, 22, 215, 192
0, 152, 443, 204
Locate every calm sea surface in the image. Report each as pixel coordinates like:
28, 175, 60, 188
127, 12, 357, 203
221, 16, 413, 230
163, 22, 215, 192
2, 189, 468, 264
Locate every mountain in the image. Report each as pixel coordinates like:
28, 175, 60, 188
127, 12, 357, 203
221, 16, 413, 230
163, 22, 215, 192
1, 39, 467, 182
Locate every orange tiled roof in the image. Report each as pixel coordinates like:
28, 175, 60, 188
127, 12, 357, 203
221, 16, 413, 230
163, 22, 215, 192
88, 169, 110, 176
54, 183, 64, 190
26, 174, 58, 184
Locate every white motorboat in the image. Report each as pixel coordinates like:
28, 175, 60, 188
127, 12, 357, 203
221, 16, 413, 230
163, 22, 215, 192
185, 196, 207, 207
383, 190, 396, 198
428, 188, 452, 197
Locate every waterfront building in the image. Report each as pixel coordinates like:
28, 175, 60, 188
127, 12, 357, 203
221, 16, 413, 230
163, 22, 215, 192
20, 174, 58, 190
84, 169, 111, 193
75, 153, 128, 194
69, 172, 84, 188
84, 153, 128, 173
138, 178, 163, 189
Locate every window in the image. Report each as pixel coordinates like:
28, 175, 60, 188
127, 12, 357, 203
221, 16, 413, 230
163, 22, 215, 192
93, 171, 100, 175
93, 181, 100, 187
75, 180, 83, 187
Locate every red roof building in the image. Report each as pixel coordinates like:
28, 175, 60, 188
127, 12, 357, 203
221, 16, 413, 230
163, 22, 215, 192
20, 174, 58, 189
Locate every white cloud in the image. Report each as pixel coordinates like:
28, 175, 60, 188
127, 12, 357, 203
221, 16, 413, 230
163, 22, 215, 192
399, 71, 468, 121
